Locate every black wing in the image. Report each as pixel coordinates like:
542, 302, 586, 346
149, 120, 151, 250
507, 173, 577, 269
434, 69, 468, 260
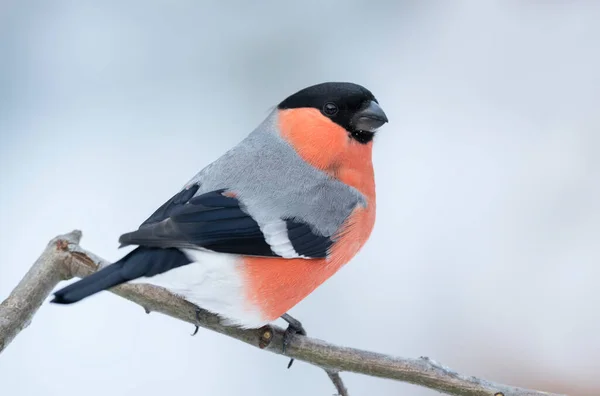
119, 184, 333, 258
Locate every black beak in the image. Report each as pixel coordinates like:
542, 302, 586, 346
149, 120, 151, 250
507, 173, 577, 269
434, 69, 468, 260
352, 100, 388, 132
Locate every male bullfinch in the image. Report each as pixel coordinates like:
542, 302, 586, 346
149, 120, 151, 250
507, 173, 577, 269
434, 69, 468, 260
52, 82, 389, 360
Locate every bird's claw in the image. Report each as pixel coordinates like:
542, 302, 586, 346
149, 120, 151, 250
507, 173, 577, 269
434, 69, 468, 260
281, 313, 307, 368
282, 322, 307, 353
191, 309, 201, 336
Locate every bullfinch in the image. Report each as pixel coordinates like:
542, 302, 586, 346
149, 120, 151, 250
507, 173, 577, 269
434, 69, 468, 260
51, 82, 389, 360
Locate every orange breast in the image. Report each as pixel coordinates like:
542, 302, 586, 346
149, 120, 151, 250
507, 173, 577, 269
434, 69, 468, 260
277, 108, 376, 198
239, 108, 377, 321
242, 206, 374, 321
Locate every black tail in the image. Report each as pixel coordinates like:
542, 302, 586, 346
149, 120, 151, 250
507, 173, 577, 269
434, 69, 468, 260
51, 247, 191, 304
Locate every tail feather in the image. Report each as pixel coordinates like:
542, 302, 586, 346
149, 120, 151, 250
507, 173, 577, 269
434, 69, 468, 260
51, 263, 126, 304
51, 247, 191, 304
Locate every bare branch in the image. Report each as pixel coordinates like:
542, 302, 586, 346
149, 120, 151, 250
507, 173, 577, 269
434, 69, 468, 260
0, 232, 74, 352
326, 370, 349, 396
0, 231, 565, 396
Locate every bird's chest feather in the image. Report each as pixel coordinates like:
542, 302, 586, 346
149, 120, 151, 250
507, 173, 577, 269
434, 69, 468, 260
241, 202, 375, 322
242, 117, 377, 321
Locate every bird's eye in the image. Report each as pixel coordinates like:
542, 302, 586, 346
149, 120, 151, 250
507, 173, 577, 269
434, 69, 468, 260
322, 102, 338, 116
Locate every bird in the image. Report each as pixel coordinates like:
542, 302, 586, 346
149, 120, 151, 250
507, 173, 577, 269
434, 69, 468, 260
51, 82, 388, 364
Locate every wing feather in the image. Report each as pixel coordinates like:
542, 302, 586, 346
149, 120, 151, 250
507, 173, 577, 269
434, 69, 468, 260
119, 185, 334, 258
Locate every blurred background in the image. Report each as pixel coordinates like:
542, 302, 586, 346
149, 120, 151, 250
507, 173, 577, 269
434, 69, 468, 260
1, 1, 598, 395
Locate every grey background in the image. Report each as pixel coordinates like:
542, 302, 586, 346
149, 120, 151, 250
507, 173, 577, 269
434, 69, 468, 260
1, 1, 598, 395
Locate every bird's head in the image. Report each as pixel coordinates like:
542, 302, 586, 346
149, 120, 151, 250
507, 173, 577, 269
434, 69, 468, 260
277, 82, 388, 145
274, 82, 388, 177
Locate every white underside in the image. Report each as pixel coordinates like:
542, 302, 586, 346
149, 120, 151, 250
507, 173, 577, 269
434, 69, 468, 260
128, 249, 268, 328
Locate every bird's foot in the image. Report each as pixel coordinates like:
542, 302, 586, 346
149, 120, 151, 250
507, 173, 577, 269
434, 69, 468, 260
281, 313, 307, 369
191, 309, 201, 336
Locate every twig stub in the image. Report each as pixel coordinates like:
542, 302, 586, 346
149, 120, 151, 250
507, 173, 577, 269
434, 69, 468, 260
259, 326, 273, 349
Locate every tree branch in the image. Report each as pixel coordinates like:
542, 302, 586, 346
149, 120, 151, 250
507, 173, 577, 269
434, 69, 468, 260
0, 231, 564, 396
